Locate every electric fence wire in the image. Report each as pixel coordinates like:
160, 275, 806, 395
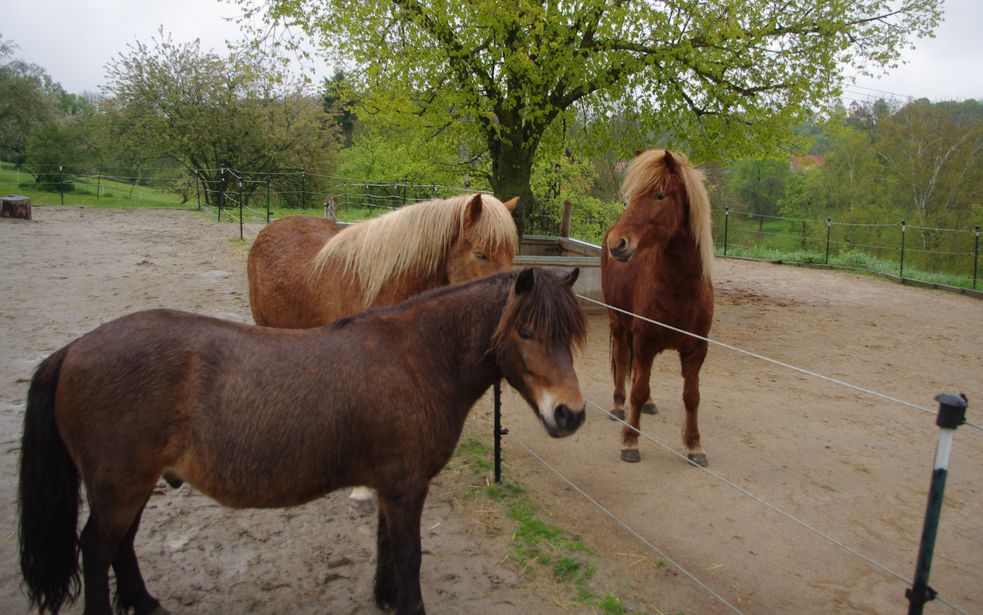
576, 295, 982, 433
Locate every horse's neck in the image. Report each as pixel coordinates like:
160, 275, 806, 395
399, 285, 504, 398
651, 235, 706, 286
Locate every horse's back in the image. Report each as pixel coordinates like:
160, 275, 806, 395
248, 215, 341, 328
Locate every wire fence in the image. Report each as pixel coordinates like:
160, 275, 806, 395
4, 162, 980, 288
714, 207, 982, 290
491, 292, 977, 614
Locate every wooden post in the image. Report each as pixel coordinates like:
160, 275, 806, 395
560, 200, 572, 238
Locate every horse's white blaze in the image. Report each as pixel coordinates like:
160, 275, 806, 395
536, 390, 559, 429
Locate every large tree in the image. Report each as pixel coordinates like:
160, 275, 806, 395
102, 30, 339, 206
0, 37, 55, 163
241, 0, 940, 232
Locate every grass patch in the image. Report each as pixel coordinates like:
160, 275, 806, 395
453, 437, 644, 614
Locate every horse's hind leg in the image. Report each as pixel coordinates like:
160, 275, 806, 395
80, 484, 158, 615
113, 501, 167, 615
680, 344, 709, 467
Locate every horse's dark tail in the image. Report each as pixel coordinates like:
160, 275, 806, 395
19, 345, 82, 614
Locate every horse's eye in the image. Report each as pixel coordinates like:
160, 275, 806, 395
474, 250, 487, 261
654, 192, 666, 200
518, 329, 533, 340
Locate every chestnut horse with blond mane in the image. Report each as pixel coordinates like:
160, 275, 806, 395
248, 193, 518, 510
248, 193, 519, 328
601, 149, 714, 466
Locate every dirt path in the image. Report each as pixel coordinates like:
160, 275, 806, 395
2, 207, 981, 614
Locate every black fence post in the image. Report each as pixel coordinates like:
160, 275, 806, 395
723, 206, 730, 256
906, 393, 968, 615
218, 167, 225, 222
238, 178, 244, 240
900, 220, 907, 281
493, 380, 507, 483
96, 170, 101, 199
973, 225, 980, 290
300, 169, 307, 210
194, 170, 201, 211
58, 165, 64, 206
266, 178, 272, 224
825, 218, 832, 264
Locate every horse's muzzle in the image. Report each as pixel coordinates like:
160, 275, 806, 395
549, 403, 585, 437
608, 237, 634, 262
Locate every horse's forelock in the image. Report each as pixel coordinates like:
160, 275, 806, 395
494, 270, 587, 352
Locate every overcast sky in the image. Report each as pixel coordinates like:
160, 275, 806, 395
3, 0, 982, 104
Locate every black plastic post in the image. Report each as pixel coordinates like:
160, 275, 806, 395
266, 178, 272, 224
194, 170, 201, 211
905, 393, 968, 615
300, 170, 307, 210
493, 380, 507, 483
723, 206, 730, 256
218, 168, 225, 222
825, 218, 832, 264
58, 165, 64, 206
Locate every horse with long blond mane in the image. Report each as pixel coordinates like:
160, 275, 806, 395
248, 193, 519, 328
601, 149, 715, 466
247, 192, 519, 511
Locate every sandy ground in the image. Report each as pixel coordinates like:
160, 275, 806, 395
2, 206, 982, 614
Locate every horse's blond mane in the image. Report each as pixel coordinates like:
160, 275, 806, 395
620, 149, 714, 280
311, 194, 518, 306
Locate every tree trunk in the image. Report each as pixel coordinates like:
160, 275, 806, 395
1, 196, 32, 220
488, 127, 539, 238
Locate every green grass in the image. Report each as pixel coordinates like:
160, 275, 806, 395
453, 437, 645, 615
0, 165, 194, 210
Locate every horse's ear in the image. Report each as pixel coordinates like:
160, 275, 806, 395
663, 150, 677, 172
464, 194, 483, 227
502, 196, 519, 212
515, 267, 535, 295
561, 267, 579, 288
634, 149, 642, 157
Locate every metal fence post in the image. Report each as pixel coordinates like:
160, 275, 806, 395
194, 170, 201, 211
900, 220, 907, 281
238, 178, 244, 240
266, 178, 272, 224
973, 225, 980, 290
58, 165, 64, 206
905, 393, 968, 615
724, 206, 730, 256
825, 217, 832, 264
493, 380, 507, 483
218, 167, 225, 222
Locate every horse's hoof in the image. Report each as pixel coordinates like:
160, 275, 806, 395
641, 402, 658, 415
687, 452, 709, 467
349, 496, 376, 516
620, 448, 641, 463
608, 409, 626, 421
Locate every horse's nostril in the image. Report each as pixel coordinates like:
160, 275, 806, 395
556, 404, 572, 428
617, 237, 627, 251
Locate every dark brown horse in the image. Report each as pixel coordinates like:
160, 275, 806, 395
19, 267, 586, 615
601, 149, 714, 465
247, 193, 519, 328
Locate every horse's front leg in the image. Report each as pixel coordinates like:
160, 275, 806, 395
621, 341, 657, 463
608, 315, 630, 421
375, 486, 428, 614
680, 343, 709, 467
